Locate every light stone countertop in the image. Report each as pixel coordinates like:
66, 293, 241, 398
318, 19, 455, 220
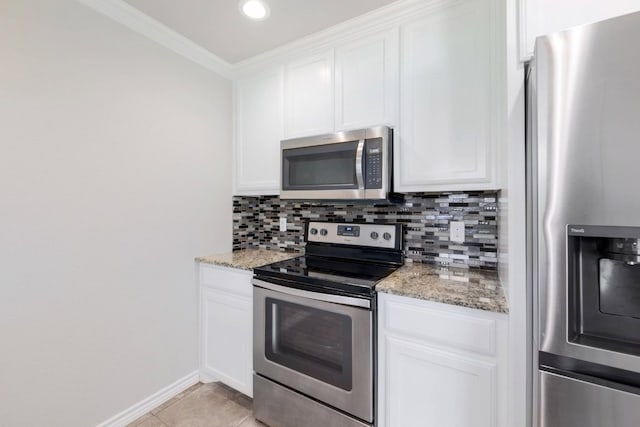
196, 250, 507, 313
376, 263, 508, 314
196, 248, 300, 271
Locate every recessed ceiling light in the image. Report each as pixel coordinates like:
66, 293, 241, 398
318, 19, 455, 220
240, 0, 270, 21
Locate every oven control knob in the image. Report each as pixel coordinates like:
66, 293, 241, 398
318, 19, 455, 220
310, 228, 318, 235
370, 231, 379, 240
320, 229, 328, 236
383, 232, 392, 241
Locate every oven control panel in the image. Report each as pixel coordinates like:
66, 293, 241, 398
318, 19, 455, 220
307, 221, 400, 249
337, 225, 360, 237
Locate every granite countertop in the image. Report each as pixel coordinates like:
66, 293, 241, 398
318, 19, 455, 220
196, 248, 300, 271
197, 249, 507, 313
376, 263, 508, 314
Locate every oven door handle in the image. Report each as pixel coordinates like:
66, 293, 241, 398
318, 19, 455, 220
355, 139, 365, 195
252, 278, 371, 309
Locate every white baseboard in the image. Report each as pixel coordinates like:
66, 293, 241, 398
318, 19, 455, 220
96, 370, 200, 427
199, 371, 218, 383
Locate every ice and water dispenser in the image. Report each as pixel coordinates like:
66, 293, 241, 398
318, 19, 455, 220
567, 226, 640, 355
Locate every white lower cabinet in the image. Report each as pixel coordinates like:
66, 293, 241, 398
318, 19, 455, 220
378, 293, 507, 427
199, 264, 253, 397
384, 337, 495, 427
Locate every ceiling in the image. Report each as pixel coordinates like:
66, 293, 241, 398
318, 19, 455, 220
122, 0, 400, 64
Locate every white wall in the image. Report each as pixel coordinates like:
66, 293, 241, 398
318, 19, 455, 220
0, 1, 232, 426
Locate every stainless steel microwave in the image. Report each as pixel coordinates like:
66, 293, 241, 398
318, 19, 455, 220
280, 126, 393, 200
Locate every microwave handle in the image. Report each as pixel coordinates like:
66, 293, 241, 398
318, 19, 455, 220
355, 139, 365, 191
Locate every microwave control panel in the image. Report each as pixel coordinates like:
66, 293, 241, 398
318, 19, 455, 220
365, 138, 383, 189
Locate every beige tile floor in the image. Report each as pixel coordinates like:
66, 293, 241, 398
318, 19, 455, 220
127, 382, 266, 427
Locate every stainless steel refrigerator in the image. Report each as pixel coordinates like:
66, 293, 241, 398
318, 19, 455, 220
528, 10, 640, 427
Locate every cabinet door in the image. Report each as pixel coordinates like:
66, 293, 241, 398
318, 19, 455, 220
284, 50, 334, 138
201, 287, 253, 397
234, 67, 283, 195
334, 29, 398, 131
384, 335, 496, 427
397, 0, 499, 192
519, 0, 639, 60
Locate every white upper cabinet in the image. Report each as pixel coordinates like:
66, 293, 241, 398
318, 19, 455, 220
519, 0, 640, 60
233, 0, 504, 195
395, 0, 500, 193
334, 29, 398, 132
234, 66, 283, 195
284, 50, 334, 139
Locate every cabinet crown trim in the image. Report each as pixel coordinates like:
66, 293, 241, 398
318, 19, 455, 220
79, 0, 465, 79
234, 0, 463, 73
76, 0, 234, 78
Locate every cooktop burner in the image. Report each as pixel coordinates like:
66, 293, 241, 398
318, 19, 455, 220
253, 221, 404, 298
253, 255, 400, 297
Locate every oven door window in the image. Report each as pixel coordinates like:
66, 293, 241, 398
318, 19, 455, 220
282, 141, 359, 190
265, 297, 353, 391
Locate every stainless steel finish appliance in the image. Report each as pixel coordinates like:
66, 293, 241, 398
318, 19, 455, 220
280, 126, 392, 200
252, 221, 403, 427
528, 11, 640, 427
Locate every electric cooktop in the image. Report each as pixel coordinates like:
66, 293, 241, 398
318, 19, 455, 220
253, 221, 404, 298
253, 255, 400, 297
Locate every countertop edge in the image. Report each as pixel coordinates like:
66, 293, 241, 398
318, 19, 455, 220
196, 249, 300, 272
376, 287, 509, 314
196, 251, 508, 314
375, 264, 508, 315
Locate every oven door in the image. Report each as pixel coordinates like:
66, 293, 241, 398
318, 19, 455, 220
252, 279, 373, 423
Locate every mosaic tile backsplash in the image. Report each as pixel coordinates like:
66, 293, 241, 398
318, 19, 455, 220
232, 192, 499, 269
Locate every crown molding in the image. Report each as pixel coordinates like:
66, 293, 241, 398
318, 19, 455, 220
76, 0, 234, 79
76, 0, 467, 78
233, 0, 461, 72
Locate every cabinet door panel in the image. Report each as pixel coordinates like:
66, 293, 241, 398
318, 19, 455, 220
397, 0, 497, 191
201, 264, 252, 297
385, 336, 496, 427
202, 288, 253, 397
334, 29, 398, 131
235, 67, 283, 195
383, 297, 497, 357
284, 51, 334, 138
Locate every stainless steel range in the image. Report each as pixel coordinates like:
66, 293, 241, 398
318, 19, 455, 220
252, 221, 403, 427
